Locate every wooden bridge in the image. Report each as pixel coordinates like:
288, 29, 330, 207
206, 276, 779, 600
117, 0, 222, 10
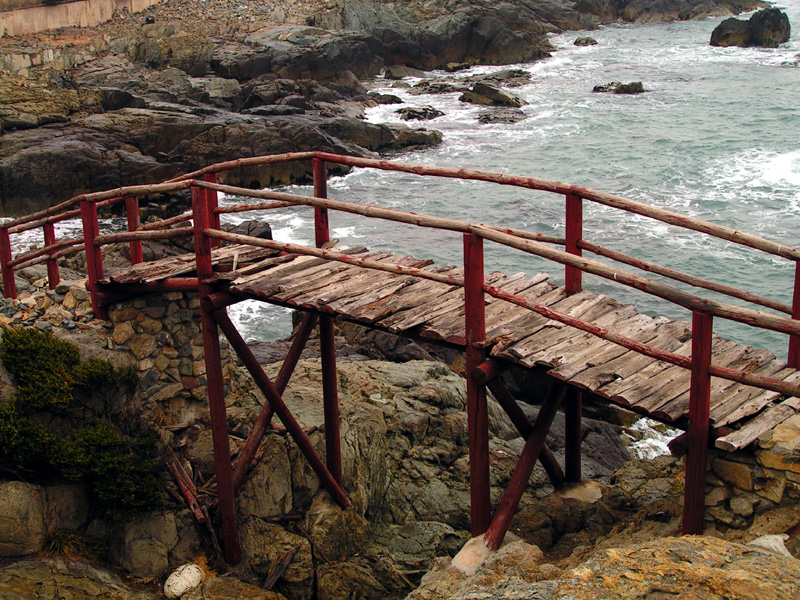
3, 151, 800, 565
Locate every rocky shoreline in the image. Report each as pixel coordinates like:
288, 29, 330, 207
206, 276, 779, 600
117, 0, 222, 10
0, 0, 766, 215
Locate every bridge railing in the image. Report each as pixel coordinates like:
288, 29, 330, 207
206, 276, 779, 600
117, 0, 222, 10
3, 151, 800, 539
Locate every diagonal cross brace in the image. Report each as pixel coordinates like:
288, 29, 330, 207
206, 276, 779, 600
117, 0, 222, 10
230, 311, 319, 492
483, 382, 567, 551
212, 309, 349, 508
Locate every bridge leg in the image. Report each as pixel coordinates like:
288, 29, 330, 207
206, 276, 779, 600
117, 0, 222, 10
484, 382, 567, 551
788, 262, 800, 369
682, 311, 713, 535
313, 157, 344, 487
0, 227, 16, 298
464, 233, 490, 536
192, 186, 241, 564
564, 388, 582, 483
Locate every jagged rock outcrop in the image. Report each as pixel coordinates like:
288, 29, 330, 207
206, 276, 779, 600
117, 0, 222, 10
710, 7, 791, 47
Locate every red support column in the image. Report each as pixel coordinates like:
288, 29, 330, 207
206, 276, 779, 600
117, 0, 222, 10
682, 310, 713, 535
788, 262, 800, 369
565, 194, 583, 294
192, 186, 241, 564
564, 388, 582, 483
312, 157, 343, 486
464, 232, 490, 536
203, 173, 222, 249
125, 197, 143, 265
80, 200, 106, 320
484, 383, 566, 551
0, 227, 15, 298
43, 223, 60, 290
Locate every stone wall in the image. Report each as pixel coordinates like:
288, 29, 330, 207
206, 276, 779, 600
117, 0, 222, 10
107, 290, 234, 426
0, 0, 159, 37
705, 419, 800, 530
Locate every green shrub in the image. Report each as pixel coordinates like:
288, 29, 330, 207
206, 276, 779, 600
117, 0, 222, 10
0, 328, 162, 520
0, 328, 80, 411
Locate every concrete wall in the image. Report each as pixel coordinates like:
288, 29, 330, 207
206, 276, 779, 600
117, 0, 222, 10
0, 0, 159, 37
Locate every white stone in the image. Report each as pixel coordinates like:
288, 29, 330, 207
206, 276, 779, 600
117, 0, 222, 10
451, 531, 520, 576
163, 562, 204, 598
747, 534, 793, 558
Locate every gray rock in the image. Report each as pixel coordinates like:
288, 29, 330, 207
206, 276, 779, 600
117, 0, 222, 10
459, 83, 526, 107
574, 36, 598, 46
477, 108, 528, 124
710, 8, 791, 48
592, 81, 645, 94
397, 106, 445, 121
0, 482, 46, 557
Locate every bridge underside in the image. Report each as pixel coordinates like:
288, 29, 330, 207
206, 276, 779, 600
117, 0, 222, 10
97, 243, 800, 563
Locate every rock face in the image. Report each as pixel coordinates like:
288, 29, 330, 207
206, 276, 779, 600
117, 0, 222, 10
459, 83, 527, 107
710, 8, 791, 47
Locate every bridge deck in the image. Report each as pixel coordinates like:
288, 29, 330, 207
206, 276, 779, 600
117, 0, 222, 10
101, 243, 800, 453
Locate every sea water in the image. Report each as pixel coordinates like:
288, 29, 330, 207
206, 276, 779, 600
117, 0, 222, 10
226, 2, 800, 357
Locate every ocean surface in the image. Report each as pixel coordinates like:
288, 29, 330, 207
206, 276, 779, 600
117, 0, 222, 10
226, 1, 800, 369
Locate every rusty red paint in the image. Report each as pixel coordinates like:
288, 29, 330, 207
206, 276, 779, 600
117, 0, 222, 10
564, 388, 582, 483
42, 223, 60, 289
464, 233, 490, 536
682, 311, 713, 535
80, 200, 106, 320
789, 262, 800, 369
565, 194, 583, 294
0, 227, 16, 299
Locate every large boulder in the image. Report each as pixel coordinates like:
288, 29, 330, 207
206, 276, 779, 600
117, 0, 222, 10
459, 83, 527, 107
710, 8, 791, 48
0, 482, 46, 557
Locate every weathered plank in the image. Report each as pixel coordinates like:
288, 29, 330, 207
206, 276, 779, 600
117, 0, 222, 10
715, 396, 800, 451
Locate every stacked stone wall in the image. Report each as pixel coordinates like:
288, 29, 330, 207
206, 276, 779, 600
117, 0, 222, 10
705, 419, 800, 530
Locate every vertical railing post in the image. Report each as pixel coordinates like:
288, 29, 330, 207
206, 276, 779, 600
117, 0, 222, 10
564, 388, 582, 482
191, 185, 241, 564
80, 200, 106, 320
788, 262, 800, 369
565, 193, 583, 294
0, 227, 17, 298
682, 310, 713, 535
313, 157, 343, 486
125, 197, 143, 265
464, 232, 490, 536
203, 173, 222, 249
0, 226, 17, 298
43, 223, 60, 289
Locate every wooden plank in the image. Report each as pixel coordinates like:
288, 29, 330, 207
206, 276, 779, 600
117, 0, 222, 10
709, 357, 786, 423
419, 272, 528, 344
523, 297, 623, 369
625, 339, 738, 414
213, 254, 297, 281
715, 396, 800, 451
652, 341, 755, 421
546, 305, 642, 381
496, 291, 615, 364
232, 254, 328, 286
713, 367, 799, 427
483, 280, 560, 346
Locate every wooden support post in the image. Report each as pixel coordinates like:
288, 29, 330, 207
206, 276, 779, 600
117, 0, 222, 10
464, 232, 490, 536
204, 173, 222, 249
214, 309, 349, 508
125, 197, 143, 265
565, 194, 583, 294
0, 227, 16, 298
191, 186, 241, 564
232, 311, 319, 491
312, 157, 343, 486
43, 223, 59, 289
564, 388, 582, 483
80, 200, 107, 320
682, 310, 713, 535
789, 262, 800, 369
484, 383, 567, 551
486, 378, 564, 488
